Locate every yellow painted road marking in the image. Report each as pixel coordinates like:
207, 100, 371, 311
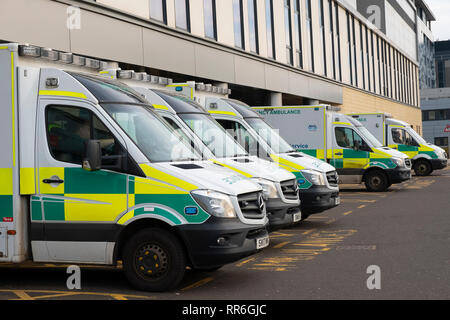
244, 230, 358, 271
111, 294, 128, 300
340, 199, 377, 203
0, 289, 151, 300
343, 211, 353, 216
27, 292, 80, 300
341, 192, 384, 196
273, 241, 290, 249
11, 290, 34, 300
358, 205, 366, 209
293, 243, 329, 247
235, 257, 256, 267
269, 231, 296, 239
181, 277, 214, 291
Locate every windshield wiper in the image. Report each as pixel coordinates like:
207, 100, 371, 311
170, 158, 199, 162
230, 154, 248, 157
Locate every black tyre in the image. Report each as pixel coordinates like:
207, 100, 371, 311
300, 212, 310, 221
122, 228, 186, 292
413, 159, 432, 176
364, 170, 389, 192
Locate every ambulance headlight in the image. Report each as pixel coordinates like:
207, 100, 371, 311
191, 190, 237, 218
437, 150, 447, 159
250, 178, 279, 199
302, 169, 326, 185
391, 157, 405, 168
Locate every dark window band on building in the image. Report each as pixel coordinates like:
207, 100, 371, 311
150, 0, 167, 24
306, 0, 314, 72
319, 0, 327, 76
294, 0, 303, 69
175, 0, 190, 31
233, 0, 245, 49
284, 0, 293, 65
335, 1, 342, 82
347, 11, 353, 85
265, 0, 276, 59
248, 0, 259, 54
204, 0, 217, 40
329, 0, 336, 80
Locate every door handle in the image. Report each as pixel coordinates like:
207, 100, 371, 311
335, 152, 343, 156
43, 178, 64, 184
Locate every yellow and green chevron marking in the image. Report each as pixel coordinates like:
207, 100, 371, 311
301, 148, 398, 171
32, 165, 209, 225
270, 154, 312, 189
0, 168, 13, 220
388, 144, 438, 160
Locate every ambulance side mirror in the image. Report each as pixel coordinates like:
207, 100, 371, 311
83, 140, 102, 171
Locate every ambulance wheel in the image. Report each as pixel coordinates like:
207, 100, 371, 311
413, 159, 432, 176
301, 212, 310, 221
364, 170, 389, 192
123, 228, 186, 292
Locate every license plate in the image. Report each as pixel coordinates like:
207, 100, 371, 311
335, 197, 341, 205
293, 212, 302, 223
256, 235, 270, 250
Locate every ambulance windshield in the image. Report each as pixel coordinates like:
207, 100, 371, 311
245, 118, 295, 154
357, 126, 383, 148
179, 113, 248, 158
406, 127, 427, 145
102, 103, 202, 163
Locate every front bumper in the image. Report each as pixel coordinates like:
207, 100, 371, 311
176, 217, 268, 269
299, 185, 340, 214
266, 198, 301, 230
431, 159, 448, 170
386, 167, 411, 184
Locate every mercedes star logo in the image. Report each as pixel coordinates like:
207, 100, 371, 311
257, 194, 265, 213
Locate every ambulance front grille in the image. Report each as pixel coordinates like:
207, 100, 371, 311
405, 159, 411, 168
238, 192, 266, 220
280, 179, 299, 200
326, 171, 339, 187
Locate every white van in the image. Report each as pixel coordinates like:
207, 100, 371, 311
160, 82, 340, 219
254, 105, 412, 192
0, 43, 269, 292
349, 113, 448, 176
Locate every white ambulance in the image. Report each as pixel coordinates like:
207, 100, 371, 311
0, 43, 270, 292
349, 113, 448, 176
254, 105, 412, 192
170, 84, 341, 218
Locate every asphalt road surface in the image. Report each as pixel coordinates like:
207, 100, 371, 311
1, 166, 449, 300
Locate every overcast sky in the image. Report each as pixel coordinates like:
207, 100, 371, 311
426, 0, 450, 41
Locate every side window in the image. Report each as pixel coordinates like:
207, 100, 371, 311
391, 128, 405, 144
335, 127, 367, 149
46, 106, 91, 164
46, 105, 139, 175
335, 127, 353, 148
404, 130, 419, 147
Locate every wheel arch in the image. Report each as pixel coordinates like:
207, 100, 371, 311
363, 166, 389, 183
113, 217, 193, 267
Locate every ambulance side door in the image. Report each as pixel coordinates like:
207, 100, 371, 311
389, 127, 419, 158
34, 99, 131, 264
332, 124, 370, 183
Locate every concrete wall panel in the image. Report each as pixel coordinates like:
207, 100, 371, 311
142, 28, 196, 75
70, 9, 144, 65
0, 0, 70, 51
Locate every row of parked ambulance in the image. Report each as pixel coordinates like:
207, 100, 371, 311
0, 44, 447, 292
